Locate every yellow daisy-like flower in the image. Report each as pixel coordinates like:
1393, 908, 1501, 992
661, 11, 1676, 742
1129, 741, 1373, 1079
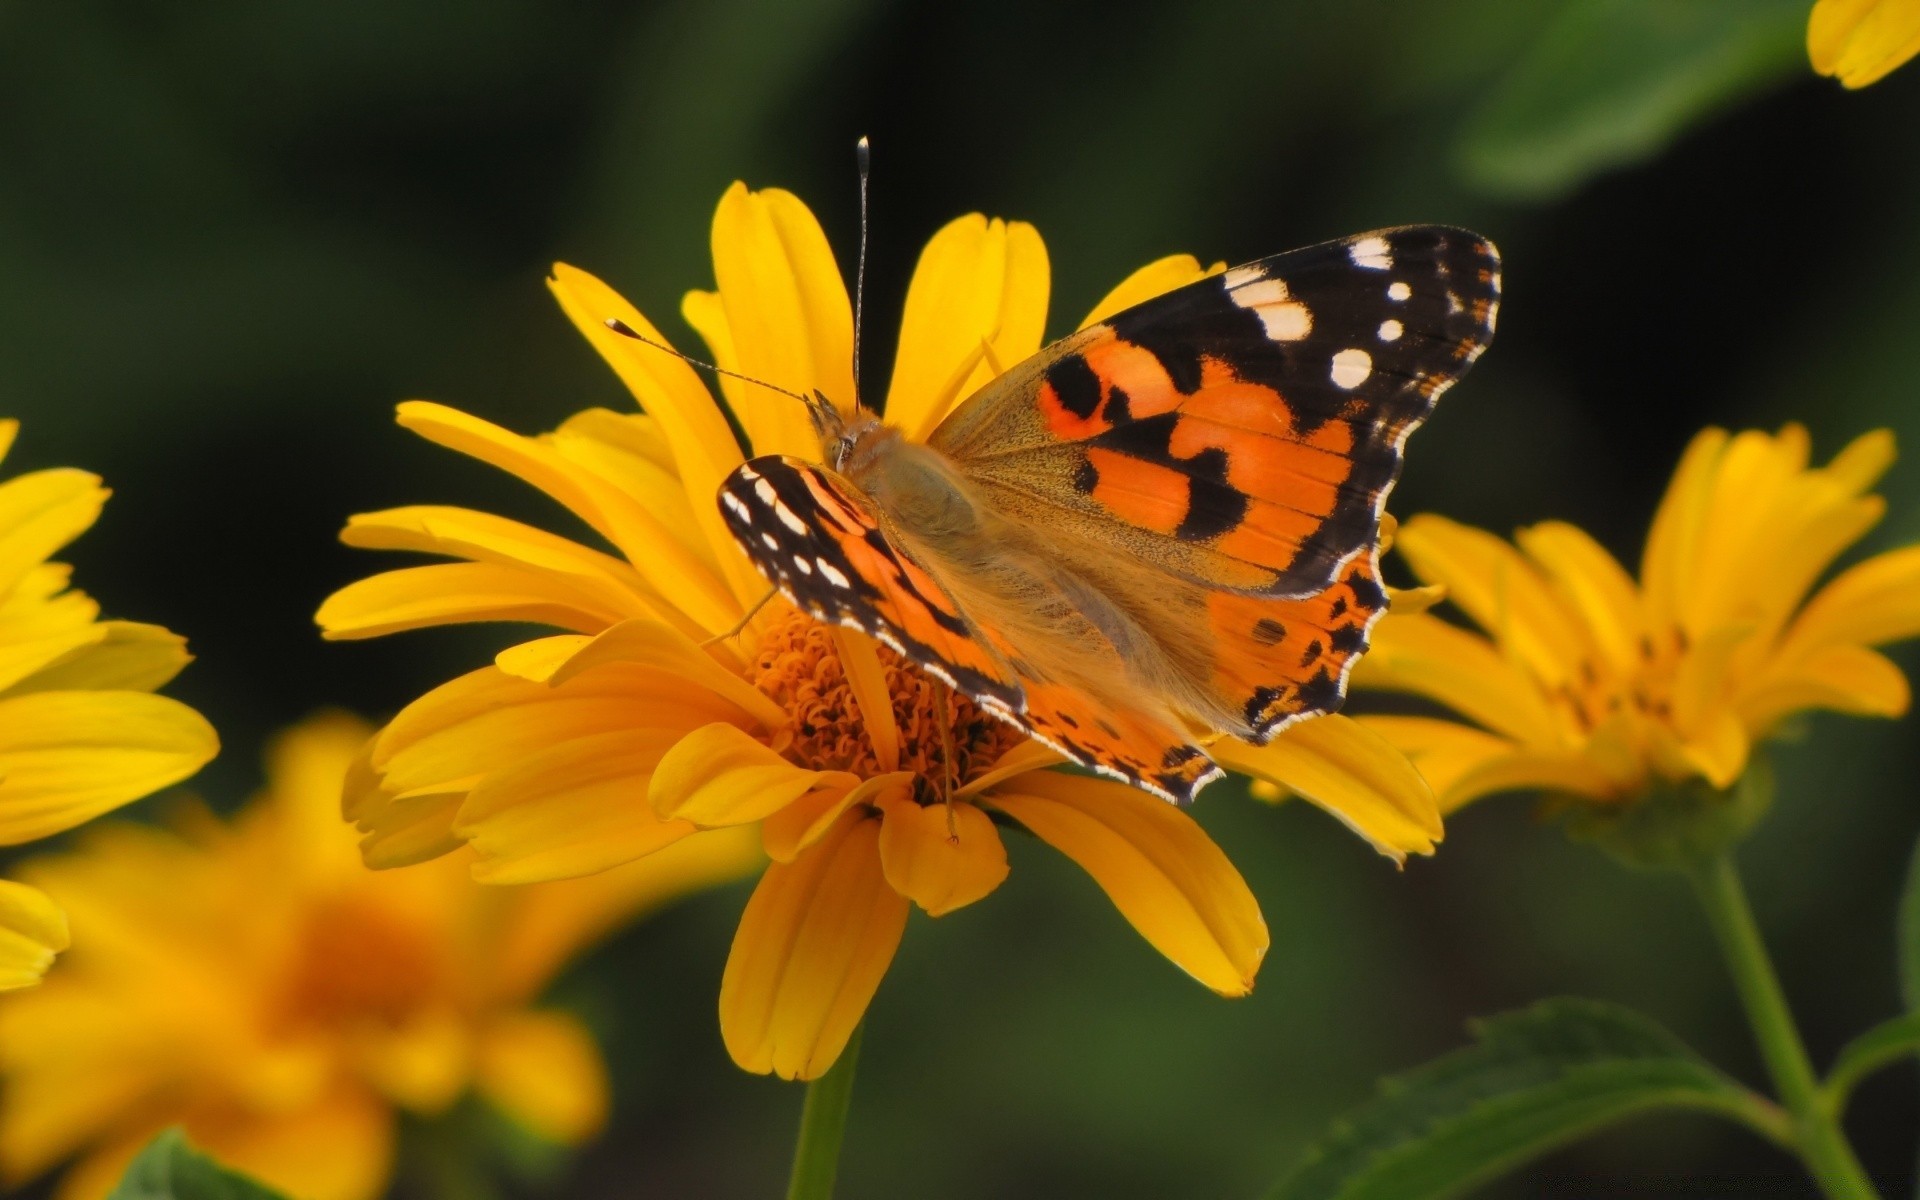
1809, 0, 1920, 87
0, 420, 218, 990
318, 183, 1441, 1081
0, 712, 756, 1200
1355, 424, 1920, 814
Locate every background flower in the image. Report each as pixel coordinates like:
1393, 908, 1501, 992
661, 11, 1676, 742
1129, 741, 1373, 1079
320, 183, 1437, 1080
0, 712, 755, 1200
1356, 425, 1920, 813
0, 420, 217, 989
1810, 0, 1920, 87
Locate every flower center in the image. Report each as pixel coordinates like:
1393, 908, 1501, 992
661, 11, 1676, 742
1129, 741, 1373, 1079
278, 892, 443, 1030
750, 607, 1027, 790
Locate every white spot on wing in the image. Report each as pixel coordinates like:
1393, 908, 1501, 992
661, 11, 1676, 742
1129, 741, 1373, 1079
817, 560, 851, 588
774, 502, 807, 534
1387, 281, 1412, 302
722, 492, 750, 518
792, 556, 813, 574
753, 479, 778, 505
1229, 277, 1312, 341
1330, 348, 1373, 389
1222, 265, 1264, 289
1377, 319, 1403, 342
761, 532, 780, 550
1349, 236, 1392, 270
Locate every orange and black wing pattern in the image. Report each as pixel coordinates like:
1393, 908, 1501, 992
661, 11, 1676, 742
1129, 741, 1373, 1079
931, 226, 1501, 600
718, 456, 1022, 713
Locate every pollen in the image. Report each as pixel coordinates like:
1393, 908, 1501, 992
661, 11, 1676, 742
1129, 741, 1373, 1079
751, 608, 1027, 787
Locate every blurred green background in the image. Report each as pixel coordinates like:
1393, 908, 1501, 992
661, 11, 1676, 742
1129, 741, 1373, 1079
4, 0, 1919, 1195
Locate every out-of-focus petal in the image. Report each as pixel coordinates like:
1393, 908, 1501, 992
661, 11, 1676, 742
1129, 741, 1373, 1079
1211, 714, 1440, 860
1640, 426, 1729, 634
1515, 521, 1643, 677
875, 792, 1008, 916
191, 1089, 394, 1200
1778, 544, 1920, 656
0, 881, 68, 991
986, 772, 1266, 996
1740, 643, 1911, 732
1396, 515, 1589, 688
1810, 0, 1920, 86
649, 723, 857, 828
1077, 254, 1222, 329
0, 692, 217, 845
1354, 715, 1522, 813
477, 1009, 609, 1145
0, 469, 106, 599
885, 215, 1050, 442
1355, 612, 1566, 746
719, 811, 906, 1080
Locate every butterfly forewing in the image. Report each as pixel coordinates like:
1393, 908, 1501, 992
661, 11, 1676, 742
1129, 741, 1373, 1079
930, 226, 1500, 600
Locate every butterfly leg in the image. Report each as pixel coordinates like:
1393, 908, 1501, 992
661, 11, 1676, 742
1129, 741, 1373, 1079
699, 587, 779, 648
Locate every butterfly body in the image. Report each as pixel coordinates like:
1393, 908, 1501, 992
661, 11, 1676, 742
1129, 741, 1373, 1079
720, 226, 1501, 803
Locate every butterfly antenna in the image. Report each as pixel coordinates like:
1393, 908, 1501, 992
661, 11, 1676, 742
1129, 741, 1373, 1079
853, 135, 871, 405
602, 317, 814, 408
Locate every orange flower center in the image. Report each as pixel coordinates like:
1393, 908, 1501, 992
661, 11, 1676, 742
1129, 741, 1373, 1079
277, 893, 443, 1030
750, 608, 1026, 793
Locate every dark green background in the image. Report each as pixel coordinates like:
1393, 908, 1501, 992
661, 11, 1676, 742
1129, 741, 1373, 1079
4, 0, 1918, 1196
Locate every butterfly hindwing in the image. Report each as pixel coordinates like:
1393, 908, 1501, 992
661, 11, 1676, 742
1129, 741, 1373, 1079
930, 226, 1500, 600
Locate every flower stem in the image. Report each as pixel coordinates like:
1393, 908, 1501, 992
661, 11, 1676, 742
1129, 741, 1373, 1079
1688, 854, 1880, 1199
785, 1025, 863, 1200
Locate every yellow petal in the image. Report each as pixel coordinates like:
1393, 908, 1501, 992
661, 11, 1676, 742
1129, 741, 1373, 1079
192, 1090, 394, 1200
986, 772, 1266, 996
1779, 544, 1920, 656
1740, 643, 1911, 732
395, 402, 738, 631
1354, 715, 1527, 813
352, 1004, 471, 1114
493, 635, 592, 682
2, 622, 190, 697
0, 420, 15, 464
762, 772, 909, 863
1810, 0, 1920, 85
0, 469, 106, 598
477, 1009, 609, 1144
317, 562, 622, 641
1395, 515, 1589, 689
1515, 521, 1644, 678
1640, 426, 1729, 633
1212, 714, 1441, 861
0, 880, 68, 990
0, 692, 217, 845
456, 730, 696, 884
719, 811, 906, 1080
486, 827, 763, 1001
1674, 710, 1750, 789
649, 722, 857, 827
546, 262, 764, 607
829, 626, 900, 772
885, 214, 1050, 443
1354, 612, 1565, 746
699, 183, 855, 459
1077, 254, 1222, 329
549, 618, 786, 730
875, 793, 1009, 916
340, 505, 696, 636
953, 738, 1063, 797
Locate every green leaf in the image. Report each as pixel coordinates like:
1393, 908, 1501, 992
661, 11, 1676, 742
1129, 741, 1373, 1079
1264, 998, 1788, 1200
1898, 831, 1920, 1012
107, 1129, 289, 1200
1456, 0, 1808, 200
1827, 1011, 1920, 1107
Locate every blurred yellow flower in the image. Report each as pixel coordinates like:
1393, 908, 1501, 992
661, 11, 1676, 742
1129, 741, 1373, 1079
0, 713, 756, 1200
1809, 0, 1920, 87
1356, 424, 1920, 813
317, 183, 1439, 1081
0, 420, 217, 990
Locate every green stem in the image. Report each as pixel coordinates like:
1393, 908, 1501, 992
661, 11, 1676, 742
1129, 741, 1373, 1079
1688, 854, 1881, 1200
785, 1025, 863, 1200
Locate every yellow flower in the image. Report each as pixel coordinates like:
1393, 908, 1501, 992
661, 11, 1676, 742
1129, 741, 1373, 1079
318, 183, 1441, 1081
0, 420, 217, 990
1810, 0, 1920, 87
1355, 424, 1920, 813
0, 712, 754, 1200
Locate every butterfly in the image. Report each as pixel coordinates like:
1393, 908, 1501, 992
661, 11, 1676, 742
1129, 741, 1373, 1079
715, 227, 1501, 804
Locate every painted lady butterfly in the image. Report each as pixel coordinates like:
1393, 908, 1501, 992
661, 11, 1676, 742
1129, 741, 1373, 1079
716, 227, 1500, 803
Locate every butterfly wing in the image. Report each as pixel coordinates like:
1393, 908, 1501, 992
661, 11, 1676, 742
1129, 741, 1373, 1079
928, 226, 1500, 600
718, 455, 1223, 802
